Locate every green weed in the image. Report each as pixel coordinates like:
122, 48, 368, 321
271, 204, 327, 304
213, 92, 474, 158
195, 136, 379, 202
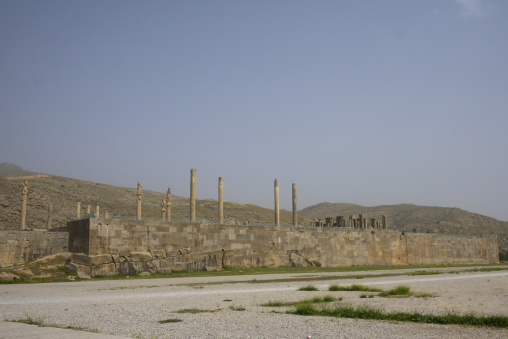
328, 284, 382, 292
298, 284, 318, 291
408, 271, 441, 276
379, 285, 411, 297
229, 305, 246, 311
158, 319, 183, 324
288, 303, 508, 328
175, 308, 220, 314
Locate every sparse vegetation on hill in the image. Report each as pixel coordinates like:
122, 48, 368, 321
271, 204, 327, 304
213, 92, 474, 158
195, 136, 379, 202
0, 163, 304, 230
1, 163, 506, 253
299, 202, 508, 253
0, 163, 37, 178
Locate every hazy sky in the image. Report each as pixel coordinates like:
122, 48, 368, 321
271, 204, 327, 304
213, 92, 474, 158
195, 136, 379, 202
1, 1, 507, 221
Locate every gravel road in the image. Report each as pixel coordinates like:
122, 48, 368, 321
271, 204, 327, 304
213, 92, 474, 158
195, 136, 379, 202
1, 267, 507, 338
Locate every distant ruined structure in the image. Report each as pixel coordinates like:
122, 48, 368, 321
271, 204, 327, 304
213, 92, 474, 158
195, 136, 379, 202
19, 179, 28, 230
314, 213, 388, 230
0, 168, 500, 273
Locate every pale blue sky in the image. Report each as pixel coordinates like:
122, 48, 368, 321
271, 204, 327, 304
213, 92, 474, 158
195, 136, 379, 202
1, 1, 507, 220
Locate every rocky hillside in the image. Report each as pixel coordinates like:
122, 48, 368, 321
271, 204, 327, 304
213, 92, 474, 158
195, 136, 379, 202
0, 163, 37, 178
1, 163, 506, 253
299, 202, 508, 253
0, 163, 305, 230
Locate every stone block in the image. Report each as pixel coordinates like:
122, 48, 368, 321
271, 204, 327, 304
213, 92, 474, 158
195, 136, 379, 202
116, 262, 135, 275
289, 252, 308, 268
66, 262, 91, 279
130, 251, 152, 262
129, 261, 147, 273
90, 254, 113, 265
151, 250, 166, 259
310, 259, 322, 267
92, 263, 116, 276
70, 253, 92, 266
178, 248, 191, 255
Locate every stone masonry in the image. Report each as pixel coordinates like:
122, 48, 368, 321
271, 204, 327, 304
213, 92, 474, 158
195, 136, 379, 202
65, 218, 499, 277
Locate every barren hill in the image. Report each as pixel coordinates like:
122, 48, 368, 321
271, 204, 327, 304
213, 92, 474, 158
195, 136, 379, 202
0, 163, 303, 231
1, 163, 506, 253
299, 202, 508, 252
0, 163, 37, 178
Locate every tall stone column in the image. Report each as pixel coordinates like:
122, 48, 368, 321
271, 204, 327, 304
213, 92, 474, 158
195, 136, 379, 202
161, 199, 166, 220
274, 179, 280, 226
87, 205, 91, 215
292, 183, 297, 226
47, 204, 52, 229
96, 205, 100, 218
136, 181, 142, 220
105, 211, 109, 218
218, 177, 223, 223
190, 168, 196, 222
166, 188, 171, 221
77, 202, 81, 219
20, 179, 28, 230
382, 215, 387, 230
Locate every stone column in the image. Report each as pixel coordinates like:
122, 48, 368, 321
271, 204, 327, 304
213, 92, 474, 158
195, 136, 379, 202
382, 215, 387, 230
47, 204, 52, 229
20, 179, 28, 230
218, 177, 223, 223
77, 202, 81, 219
166, 188, 171, 221
190, 168, 196, 221
96, 205, 100, 218
292, 183, 297, 226
161, 199, 166, 220
105, 211, 109, 218
274, 179, 279, 226
136, 181, 142, 220
87, 205, 91, 215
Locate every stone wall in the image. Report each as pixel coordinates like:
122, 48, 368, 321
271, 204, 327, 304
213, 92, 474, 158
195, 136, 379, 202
65, 218, 499, 276
0, 230, 68, 267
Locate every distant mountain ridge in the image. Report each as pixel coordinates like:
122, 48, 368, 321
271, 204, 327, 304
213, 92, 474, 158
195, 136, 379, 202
299, 202, 508, 252
1, 163, 506, 253
0, 163, 38, 178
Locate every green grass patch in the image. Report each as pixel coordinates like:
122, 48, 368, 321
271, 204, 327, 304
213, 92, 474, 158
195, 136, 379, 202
378, 285, 411, 297
298, 284, 318, 291
229, 305, 246, 311
414, 292, 436, 298
12, 314, 45, 326
288, 303, 508, 328
261, 295, 340, 307
9, 314, 99, 332
2, 262, 508, 285
408, 271, 442, 276
261, 300, 296, 307
328, 283, 383, 292
175, 308, 220, 314
158, 319, 183, 324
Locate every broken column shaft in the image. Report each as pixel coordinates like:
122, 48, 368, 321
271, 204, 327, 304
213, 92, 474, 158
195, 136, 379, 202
136, 181, 142, 220
274, 179, 279, 226
292, 183, 297, 226
190, 168, 196, 221
20, 179, 28, 230
218, 177, 223, 223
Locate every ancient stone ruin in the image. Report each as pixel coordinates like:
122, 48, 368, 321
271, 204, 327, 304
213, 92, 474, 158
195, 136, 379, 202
0, 167, 500, 274
313, 214, 388, 230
